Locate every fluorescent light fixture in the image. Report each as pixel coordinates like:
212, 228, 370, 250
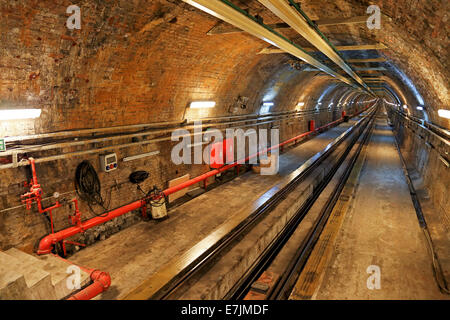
416, 106, 424, 111
123, 150, 160, 162
438, 109, 450, 119
297, 102, 305, 107
260, 102, 273, 114
0, 109, 41, 120
189, 101, 216, 109
403, 105, 408, 109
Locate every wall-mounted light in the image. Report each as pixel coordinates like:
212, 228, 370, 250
260, 102, 274, 115
295, 102, 305, 111
123, 150, 160, 162
403, 105, 408, 109
416, 106, 424, 111
0, 109, 42, 120
438, 109, 450, 119
189, 101, 216, 109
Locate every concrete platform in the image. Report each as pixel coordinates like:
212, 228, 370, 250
313, 115, 449, 300
0, 248, 90, 300
69, 118, 357, 299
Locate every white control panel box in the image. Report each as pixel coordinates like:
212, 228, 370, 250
100, 153, 118, 172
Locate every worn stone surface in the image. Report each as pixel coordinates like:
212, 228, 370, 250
388, 107, 449, 285
315, 116, 448, 299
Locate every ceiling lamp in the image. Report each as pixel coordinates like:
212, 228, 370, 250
189, 101, 216, 109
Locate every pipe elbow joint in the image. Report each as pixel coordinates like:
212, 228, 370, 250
37, 234, 57, 255
91, 270, 111, 290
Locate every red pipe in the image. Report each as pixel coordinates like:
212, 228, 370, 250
160, 108, 368, 197
67, 269, 111, 300
37, 106, 372, 255
37, 200, 144, 254
50, 254, 111, 300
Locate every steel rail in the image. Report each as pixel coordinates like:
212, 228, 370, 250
389, 107, 450, 146
124, 106, 375, 300
226, 107, 376, 300
268, 108, 376, 299
392, 132, 450, 294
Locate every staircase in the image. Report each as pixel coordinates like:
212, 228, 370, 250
0, 248, 90, 300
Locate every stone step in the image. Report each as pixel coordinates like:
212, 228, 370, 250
4, 249, 57, 300
37, 254, 91, 299
5, 249, 90, 299
0, 252, 34, 300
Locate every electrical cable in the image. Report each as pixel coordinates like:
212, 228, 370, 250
75, 160, 110, 217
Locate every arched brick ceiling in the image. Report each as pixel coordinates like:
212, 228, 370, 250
0, 0, 448, 136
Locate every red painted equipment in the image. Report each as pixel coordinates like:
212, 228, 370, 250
50, 254, 111, 300
308, 120, 315, 132
37, 200, 145, 254
21, 158, 78, 234
67, 269, 111, 300
209, 138, 234, 169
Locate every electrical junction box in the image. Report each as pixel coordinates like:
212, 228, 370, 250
100, 153, 118, 172
0, 138, 5, 152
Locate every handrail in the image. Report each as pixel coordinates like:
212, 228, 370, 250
389, 107, 450, 146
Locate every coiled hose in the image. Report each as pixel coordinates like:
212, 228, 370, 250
75, 160, 110, 217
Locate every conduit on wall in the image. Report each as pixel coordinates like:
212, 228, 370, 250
35, 105, 374, 256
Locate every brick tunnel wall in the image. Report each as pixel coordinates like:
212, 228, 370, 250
0, 108, 346, 253
0, 0, 289, 137
0, 0, 446, 253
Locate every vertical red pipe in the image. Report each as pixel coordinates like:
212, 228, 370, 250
309, 120, 315, 132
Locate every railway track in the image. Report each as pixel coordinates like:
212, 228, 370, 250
124, 105, 378, 300
230, 106, 377, 300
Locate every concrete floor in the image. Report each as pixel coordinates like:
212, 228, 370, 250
315, 115, 449, 300
69, 119, 355, 299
